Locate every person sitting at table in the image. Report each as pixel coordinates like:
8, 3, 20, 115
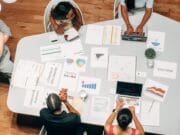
0, 18, 13, 84
49, 1, 83, 35
40, 88, 84, 135
120, 0, 154, 35
104, 99, 144, 135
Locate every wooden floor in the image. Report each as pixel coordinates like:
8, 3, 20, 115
0, 0, 179, 135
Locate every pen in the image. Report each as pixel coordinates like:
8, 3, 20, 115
51, 39, 58, 42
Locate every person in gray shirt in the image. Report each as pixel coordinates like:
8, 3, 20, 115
120, 0, 154, 35
0, 18, 13, 84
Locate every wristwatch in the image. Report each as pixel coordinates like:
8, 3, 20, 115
112, 109, 118, 114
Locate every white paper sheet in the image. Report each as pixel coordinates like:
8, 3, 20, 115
85, 24, 104, 45
77, 76, 101, 95
40, 43, 64, 62
89, 96, 111, 120
48, 31, 59, 43
147, 31, 165, 52
140, 99, 160, 126
108, 56, 136, 82
102, 25, 121, 45
59, 69, 79, 95
24, 86, 58, 108
61, 38, 84, 57
143, 79, 169, 102
85, 24, 121, 45
24, 86, 45, 108
64, 27, 79, 41
90, 47, 108, 68
40, 62, 62, 87
64, 56, 88, 72
153, 60, 177, 79
12, 60, 43, 89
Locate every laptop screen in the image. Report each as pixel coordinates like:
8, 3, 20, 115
116, 81, 142, 97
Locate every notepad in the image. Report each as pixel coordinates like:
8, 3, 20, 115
108, 55, 136, 82
85, 24, 121, 45
140, 99, 160, 126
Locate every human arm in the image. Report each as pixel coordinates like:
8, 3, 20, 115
72, 8, 83, 31
59, 88, 80, 115
104, 99, 124, 134
121, 4, 134, 34
0, 19, 11, 57
49, 15, 65, 34
136, 8, 152, 35
129, 106, 144, 135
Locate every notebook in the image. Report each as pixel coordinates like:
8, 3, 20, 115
115, 81, 143, 113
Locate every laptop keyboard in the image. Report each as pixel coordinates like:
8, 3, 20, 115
121, 32, 147, 42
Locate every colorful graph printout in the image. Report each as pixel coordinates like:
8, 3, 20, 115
77, 76, 101, 95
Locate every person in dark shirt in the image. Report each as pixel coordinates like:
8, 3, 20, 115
40, 88, 83, 135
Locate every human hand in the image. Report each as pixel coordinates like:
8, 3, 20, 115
115, 99, 125, 112
126, 24, 134, 35
136, 25, 144, 36
129, 106, 135, 117
55, 25, 65, 34
59, 88, 68, 103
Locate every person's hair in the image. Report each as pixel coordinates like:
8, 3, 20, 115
51, 2, 74, 20
46, 93, 61, 113
117, 108, 132, 130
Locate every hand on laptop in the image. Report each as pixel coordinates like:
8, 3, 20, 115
126, 24, 134, 35
136, 25, 144, 36
129, 106, 135, 117
115, 99, 125, 111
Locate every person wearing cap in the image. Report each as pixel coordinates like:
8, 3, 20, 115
104, 99, 144, 135
120, 0, 154, 35
40, 89, 84, 135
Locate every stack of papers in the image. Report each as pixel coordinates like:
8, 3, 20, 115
12, 60, 43, 89
77, 76, 101, 95
40, 43, 64, 62
12, 60, 63, 89
40, 62, 62, 87
40, 39, 84, 62
24, 86, 58, 109
59, 69, 79, 95
85, 24, 121, 45
153, 60, 177, 79
147, 31, 165, 52
90, 47, 109, 68
108, 55, 136, 82
143, 79, 169, 102
141, 99, 160, 126
64, 56, 88, 72
88, 96, 111, 123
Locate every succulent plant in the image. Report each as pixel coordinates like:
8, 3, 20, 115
145, 48, 156, 59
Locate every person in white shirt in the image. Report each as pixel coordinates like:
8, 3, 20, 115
0, 18, 13, 84
120, 0, 154, 35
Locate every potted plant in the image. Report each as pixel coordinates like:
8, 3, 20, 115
144, 48, 156, 68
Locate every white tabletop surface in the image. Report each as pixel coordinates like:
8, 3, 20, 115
7, 12, 180, 135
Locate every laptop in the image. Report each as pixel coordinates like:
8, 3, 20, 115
121, 32, 147, 42
116, 81, 143, 113
121, 25, 148, 42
